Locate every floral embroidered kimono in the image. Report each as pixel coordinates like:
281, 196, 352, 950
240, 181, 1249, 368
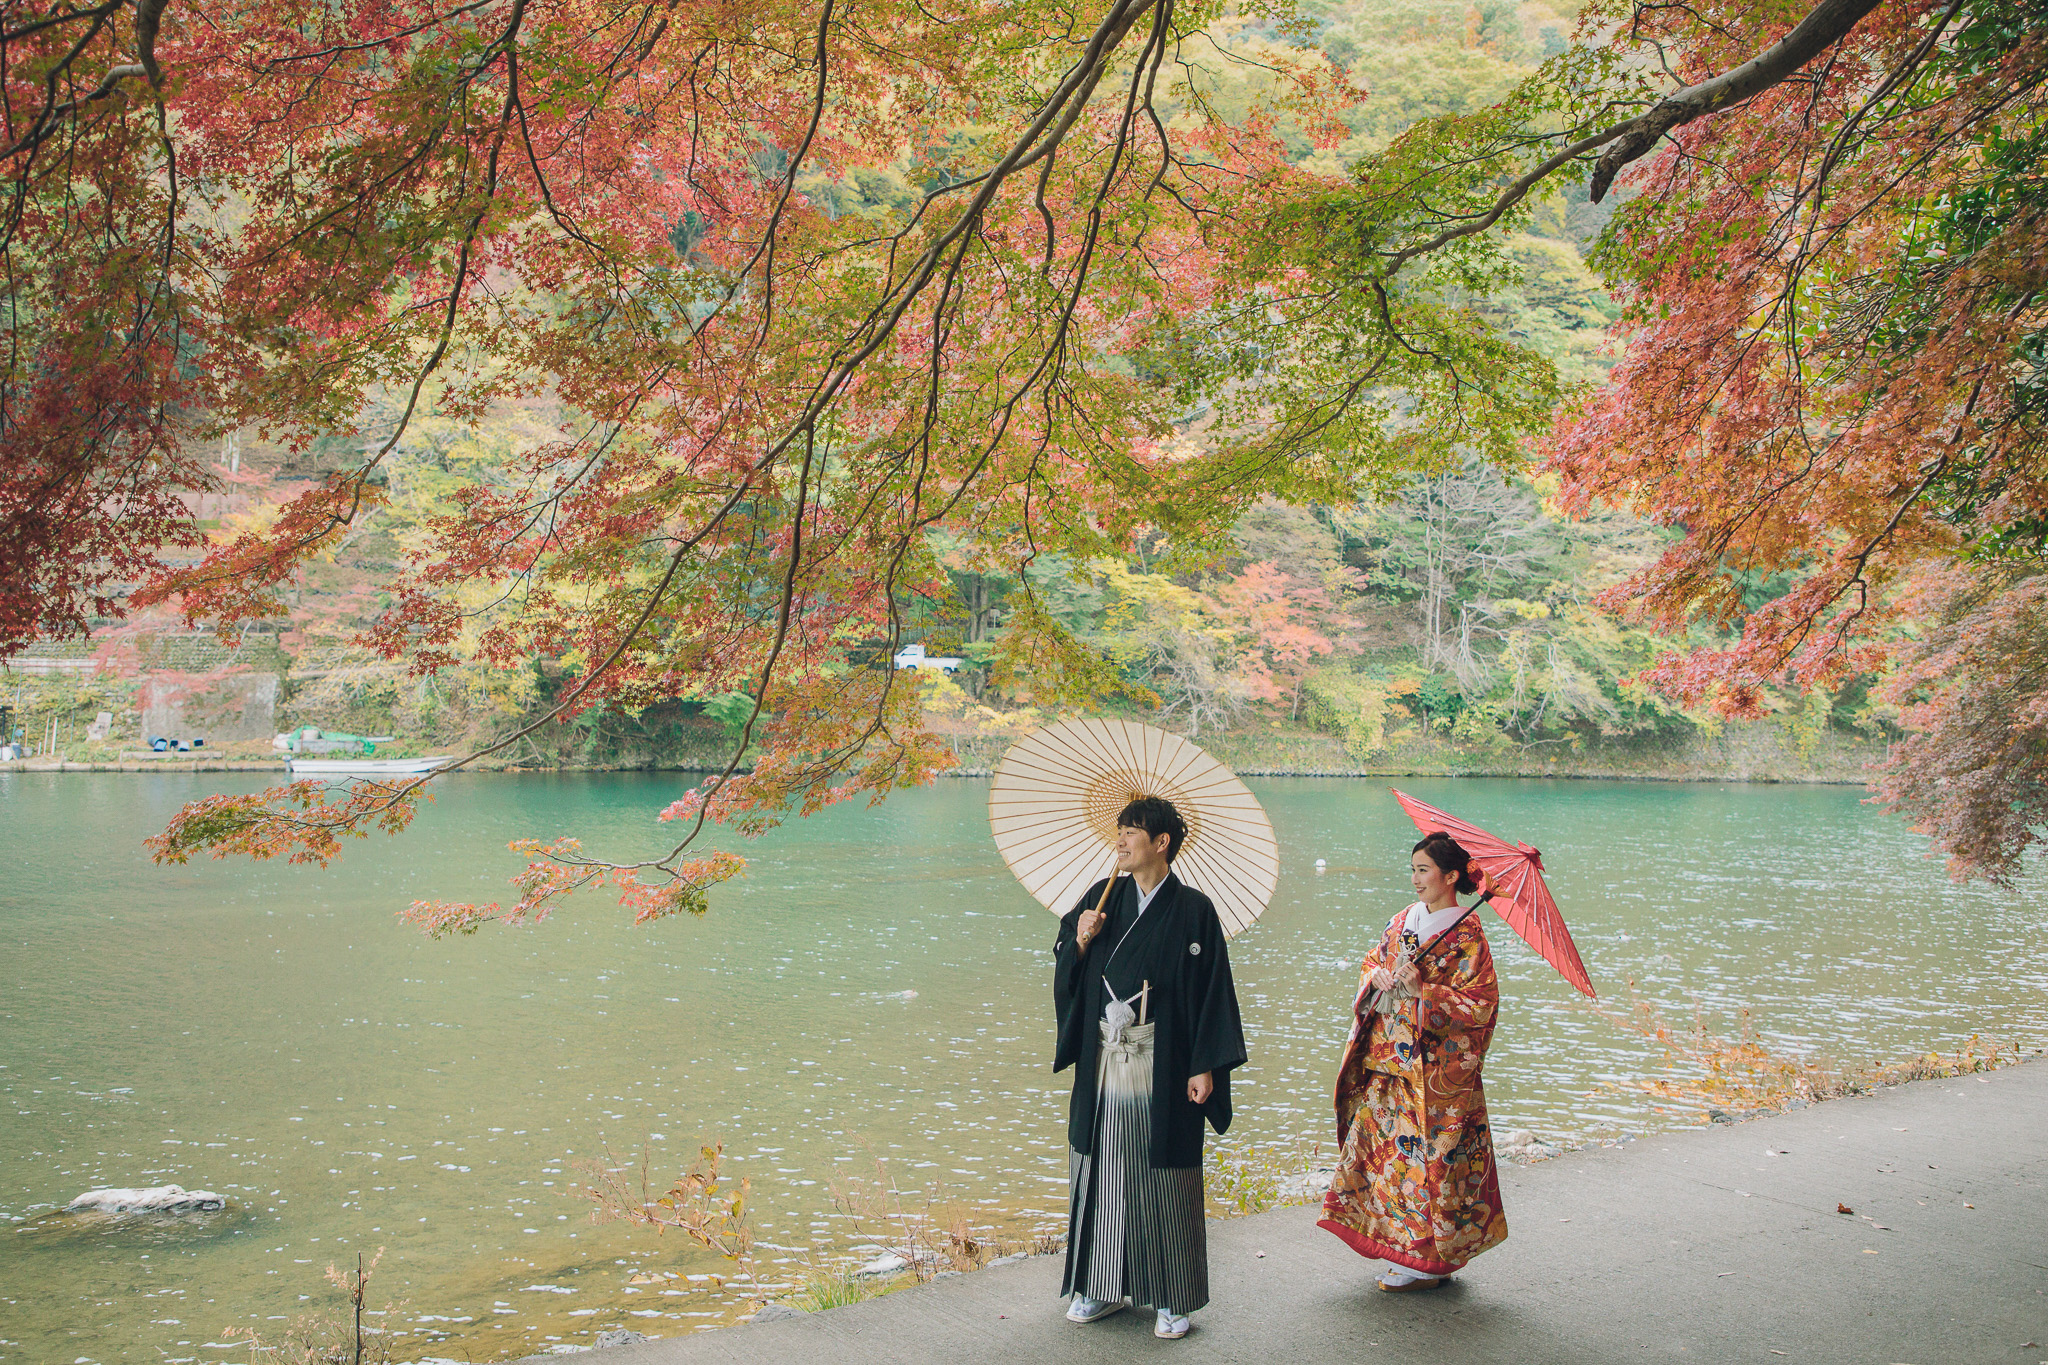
1318, 903, 1507, 1276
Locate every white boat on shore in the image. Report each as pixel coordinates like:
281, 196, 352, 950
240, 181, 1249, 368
286, 755, 452, 777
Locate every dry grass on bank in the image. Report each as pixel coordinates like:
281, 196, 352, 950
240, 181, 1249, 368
223, 1249, 396, 1365
575, 1139, 1067, 1319
1593, 979, 2026, 1118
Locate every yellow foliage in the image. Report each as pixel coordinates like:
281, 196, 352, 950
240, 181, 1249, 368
1493, 596, 1551, 620
918, 671, 972, 717
1783, 688, 1833, 765
1302, 667, 1389, 759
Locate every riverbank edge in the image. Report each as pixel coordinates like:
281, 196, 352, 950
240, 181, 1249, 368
741, 1045, 2039, 1321
514, 1044, 2038, 1359
1, 759, 1871, 785
511, 1055, 2048, 1365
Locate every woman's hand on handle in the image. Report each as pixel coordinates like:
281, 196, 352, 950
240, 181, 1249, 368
1187, 1071, 1213, 1104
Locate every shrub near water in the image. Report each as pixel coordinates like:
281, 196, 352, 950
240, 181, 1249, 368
1207, 1142, 1326, 1218
227, 1249, 392, 1365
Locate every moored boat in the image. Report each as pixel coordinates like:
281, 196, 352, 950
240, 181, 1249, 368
286, 755, 451, 777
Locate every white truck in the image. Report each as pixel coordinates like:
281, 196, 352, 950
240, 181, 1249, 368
891, 642, 964, 674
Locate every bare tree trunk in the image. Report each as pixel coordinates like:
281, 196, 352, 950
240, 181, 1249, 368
965, 578, 990, 644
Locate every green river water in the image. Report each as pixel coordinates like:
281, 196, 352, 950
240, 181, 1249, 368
3, 773, 2044, 1362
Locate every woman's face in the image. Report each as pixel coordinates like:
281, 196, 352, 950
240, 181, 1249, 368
1410, 850, 1459, 903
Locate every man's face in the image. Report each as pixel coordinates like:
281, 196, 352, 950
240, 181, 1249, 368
1113, 822, 1170, 874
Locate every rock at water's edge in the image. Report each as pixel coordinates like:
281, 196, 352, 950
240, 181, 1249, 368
855, 1253, 911, 1277
67, 1184, 224, 1212
1278, 1169, 1335, 1202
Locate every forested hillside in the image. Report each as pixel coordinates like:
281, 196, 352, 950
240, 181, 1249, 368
9, 0, 1894, 782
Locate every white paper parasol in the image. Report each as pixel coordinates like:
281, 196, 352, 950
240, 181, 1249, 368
987, 718, 1279, 938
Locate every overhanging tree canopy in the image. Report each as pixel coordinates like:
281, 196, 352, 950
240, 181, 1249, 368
6, 0, 2041, 915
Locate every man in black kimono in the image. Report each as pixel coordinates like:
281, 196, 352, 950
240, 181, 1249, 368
1053, 796, 1246, 1340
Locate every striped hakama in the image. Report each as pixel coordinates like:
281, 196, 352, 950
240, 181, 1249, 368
1062, 1019, 1209, 1314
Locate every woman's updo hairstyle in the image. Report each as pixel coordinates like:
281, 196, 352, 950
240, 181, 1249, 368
1412, 832, 1480, 895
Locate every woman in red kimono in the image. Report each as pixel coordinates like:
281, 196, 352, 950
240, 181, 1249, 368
1318, 831, 1507, 1291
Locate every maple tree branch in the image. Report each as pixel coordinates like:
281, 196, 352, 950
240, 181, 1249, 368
1767, 357, 2001, 679
261, 460, 762, 845
744, 0, 835, 344
1379, 0, 1890, 280
1589, 0, 1886, 201
130, 0, 167, 86
1776, 28, 2020, 350
683, 0, 1166, 509
1380, 126, 1631, 272
398, 13, 844, 804
252, 0, 499, 70
155, 0, 531, 602
622, 421, 823, 876
142, 0, 1216, 906
583, 0, 1187, 857
0, 0, 120, 45
0, 4, 135, 164
0, 0, 180, 277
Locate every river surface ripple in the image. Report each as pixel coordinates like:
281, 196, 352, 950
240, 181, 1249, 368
3, 773, 2043, 1361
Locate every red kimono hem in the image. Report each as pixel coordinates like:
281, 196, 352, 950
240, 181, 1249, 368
1315, 1218, 1461, 1276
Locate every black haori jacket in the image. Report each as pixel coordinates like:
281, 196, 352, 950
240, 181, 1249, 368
1053, 872, 1247, 1169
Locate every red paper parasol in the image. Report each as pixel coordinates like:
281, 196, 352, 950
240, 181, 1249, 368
1393, 788, 1595, 998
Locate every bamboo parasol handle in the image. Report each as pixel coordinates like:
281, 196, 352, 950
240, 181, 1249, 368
1077, 861, 1120, 954
1092, 868, 1120, 915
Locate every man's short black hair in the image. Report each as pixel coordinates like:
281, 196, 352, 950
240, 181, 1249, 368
1116, 796, 1187, 864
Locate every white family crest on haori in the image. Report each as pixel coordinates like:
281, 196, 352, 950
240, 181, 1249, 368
986, 718, 1279, 938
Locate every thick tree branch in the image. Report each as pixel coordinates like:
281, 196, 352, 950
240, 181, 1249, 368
132, 0, 168, 85
1589, 0, 1886, 200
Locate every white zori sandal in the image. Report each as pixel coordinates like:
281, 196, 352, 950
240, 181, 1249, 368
1376, 1264, 1451, 1292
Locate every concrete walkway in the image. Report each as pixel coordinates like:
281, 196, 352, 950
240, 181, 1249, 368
532, 1061, 2048, 1365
